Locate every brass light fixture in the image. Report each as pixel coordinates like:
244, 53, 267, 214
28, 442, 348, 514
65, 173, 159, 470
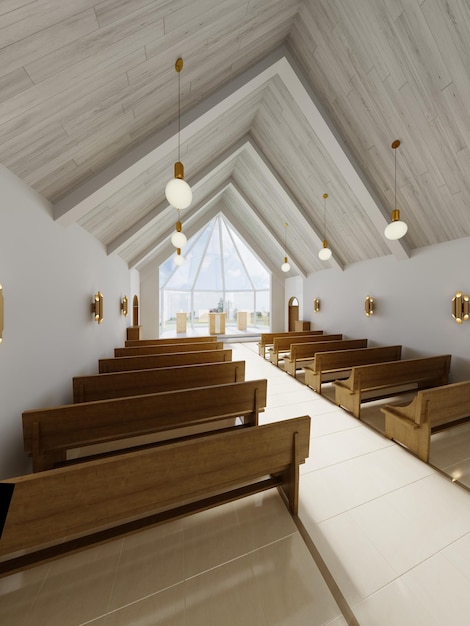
174, 247, 184, 266
318, 193, 332, 260
365, 295, 374, 317
313, 298, 320, 313
281, 223, 291, 272
0, 284, 4, 343
120, 295, 128, 317
165, 57, 192, 212
91, 291, 104, 323
452, 291, 469, 324
384, 139, 408, 240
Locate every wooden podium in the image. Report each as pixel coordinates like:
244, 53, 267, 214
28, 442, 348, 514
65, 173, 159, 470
208, 312, 225, 335
176, 312, 187, 333
294, 320, 311, 331
237, 311, 248, 330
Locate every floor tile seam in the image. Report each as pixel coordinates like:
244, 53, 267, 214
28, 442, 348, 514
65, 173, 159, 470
103, 537, 125, 616
298, 470, 439, 525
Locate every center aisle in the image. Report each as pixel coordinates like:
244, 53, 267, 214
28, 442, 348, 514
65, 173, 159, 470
231, 342, 470, 626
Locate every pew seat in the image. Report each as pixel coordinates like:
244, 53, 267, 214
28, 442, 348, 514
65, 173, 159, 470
73, 360, 245, 402
382, 380, 470, 462
333, 355, 451, 418
99, 349, 232, 373
1, 415, 310, 576
284, 339, 367, 377
23, 379, 267, 472
304, 345, 402, 393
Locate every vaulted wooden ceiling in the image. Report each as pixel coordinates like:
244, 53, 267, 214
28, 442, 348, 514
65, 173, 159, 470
2, 0, 469, 279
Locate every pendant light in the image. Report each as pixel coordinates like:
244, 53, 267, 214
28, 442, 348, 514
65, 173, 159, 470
165, 57, 192, 210
384, 139, 408, 240
281, 222, 291, 272
170, 209, 187, 248
174, 248, 184, 266
318, 193, 332, 260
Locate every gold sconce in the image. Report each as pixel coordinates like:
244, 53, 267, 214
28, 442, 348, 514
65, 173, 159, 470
365, 295, 374, 317
313, 298, 320, 313
0, 284, 4, 343
452, 291, 469, 324
91, 291, 104, 323
121, 295, 129, 317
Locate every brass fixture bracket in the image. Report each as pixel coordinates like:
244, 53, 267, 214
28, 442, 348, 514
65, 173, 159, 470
365, 295, 374, 317
91, 292, 104, 323
452, 291, 469, 324
313, 298, 320, 313
121, 295, 128, 317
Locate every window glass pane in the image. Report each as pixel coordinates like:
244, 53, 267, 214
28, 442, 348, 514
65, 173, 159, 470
230, 229, 270, 289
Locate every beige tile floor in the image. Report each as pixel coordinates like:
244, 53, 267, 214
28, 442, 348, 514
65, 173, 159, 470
1, 340, 470, 625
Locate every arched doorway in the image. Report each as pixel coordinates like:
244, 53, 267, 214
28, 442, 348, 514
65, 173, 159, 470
132, 295, 139, 327
288, 296, 299, 331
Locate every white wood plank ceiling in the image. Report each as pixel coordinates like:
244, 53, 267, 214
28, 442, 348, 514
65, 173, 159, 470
1, 0, 469, 277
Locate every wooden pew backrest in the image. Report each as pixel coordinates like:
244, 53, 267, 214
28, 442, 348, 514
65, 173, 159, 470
270, 334, 342, 366
114, 341, 223, 357
125, 336, 217, 347
305, 345, 402, 393
284, 338, 367, 377
1, 416, 311, 575
73, 360, 246, 403
23, 379, 268, 472
99, 349, 232, 373
382, 380, 470, 462
257, 331, 322, 357
334, 355, 451, 418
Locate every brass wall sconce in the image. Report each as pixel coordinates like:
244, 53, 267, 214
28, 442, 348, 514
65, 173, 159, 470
121, 295, 129, 317
91, 291, 104, 323
0, 284, 4, 343
313, 298, 320, 313
365, 295, 374, 317
452, 291, 469, 324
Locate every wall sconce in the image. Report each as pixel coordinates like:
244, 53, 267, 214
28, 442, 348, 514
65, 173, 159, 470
0, 284, 4, 343
91, 291, 104, 323
365, 295, 374, 317
452, 291, 469, 324
121, 295, 128, 317
313, 298, 320, 313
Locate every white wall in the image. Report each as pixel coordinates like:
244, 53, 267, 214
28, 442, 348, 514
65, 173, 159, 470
140, 264, 160, 339
0, 166, 132, 479
303, 237, 470, 382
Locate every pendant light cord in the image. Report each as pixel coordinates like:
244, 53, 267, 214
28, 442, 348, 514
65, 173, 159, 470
177, 66, 181, 163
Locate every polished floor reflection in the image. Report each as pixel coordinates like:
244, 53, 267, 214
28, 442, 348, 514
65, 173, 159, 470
1, 341, 470, 625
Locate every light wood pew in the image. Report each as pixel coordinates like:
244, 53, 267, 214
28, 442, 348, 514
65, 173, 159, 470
125, 336, 217, 347
305, 345, 403, 393
1, 416, 310, 575
114, 341, 223, 357
258, 331, 323, 358
23, 379, 268, 472
270, 334, 342, 367
333, 355, 451, 418
284, 339, 368, 378
381, 380, 470, 462
99, 349, 232, 373
73, 360, 246, 403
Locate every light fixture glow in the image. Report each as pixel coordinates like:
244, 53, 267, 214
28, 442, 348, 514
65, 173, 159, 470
385, 140, 408, 240
281, 223, 290, 272
319, 193, 333, 261
165, 58, 192, 210
171, 218, 187, 248
174, 248, 184, 266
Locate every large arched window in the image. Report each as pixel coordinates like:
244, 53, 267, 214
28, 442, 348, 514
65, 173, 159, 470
160, 214, 271, 333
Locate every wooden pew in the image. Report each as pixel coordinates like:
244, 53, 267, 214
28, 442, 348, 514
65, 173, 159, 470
382, 380, 470, 462
99, 349, 232, 373
284, 338, 368, 378
23, 379, 268, 472
270, 334, 342, 367
114, 341, 223, 357
258, 330, 323, 358
1, 415, 311, 575
304, 345, 403, 393
125, 336, 217, 347
73, 360, 246, 403
333, 355, 451, 418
